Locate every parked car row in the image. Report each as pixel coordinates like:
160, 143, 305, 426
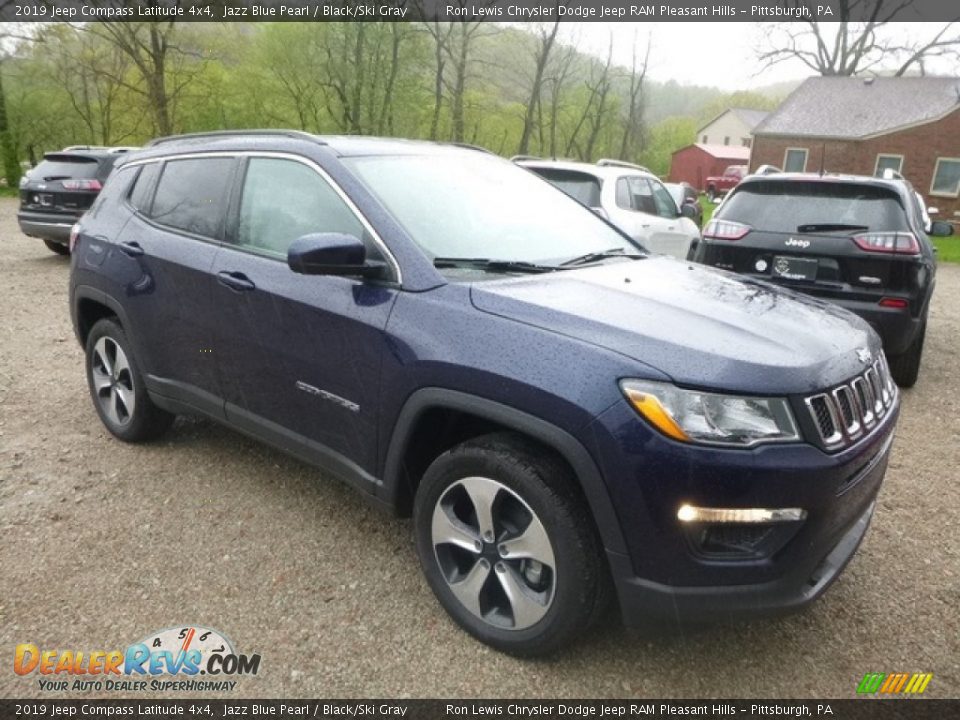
64, 131, 906, 657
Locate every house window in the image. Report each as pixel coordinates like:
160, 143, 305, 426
723, 136, 730, 146
874, 154, 903, 177
742, 138, 752, 148
930, 157, 960, 197
783, 148, 808, 173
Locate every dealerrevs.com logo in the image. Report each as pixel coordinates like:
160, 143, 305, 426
14, 625, 261, 692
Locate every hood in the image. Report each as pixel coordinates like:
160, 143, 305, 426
470, 257, 880, 396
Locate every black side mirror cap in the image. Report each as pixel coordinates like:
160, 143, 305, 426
287, 233, 387, 279
680, 203, 698, 220
929, 220, 954, 237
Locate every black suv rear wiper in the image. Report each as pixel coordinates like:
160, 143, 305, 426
432, 257, 558, 274
796, 223, 870, 233
560, 247, 645, 266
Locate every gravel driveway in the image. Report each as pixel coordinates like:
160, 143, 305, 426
1, 197, 957, 699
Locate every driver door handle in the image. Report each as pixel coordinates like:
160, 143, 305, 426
217, 271, 256, 292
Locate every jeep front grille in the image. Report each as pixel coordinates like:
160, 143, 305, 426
803, 356, 896, 451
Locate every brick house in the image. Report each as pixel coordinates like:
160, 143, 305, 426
751, 76, 960, 221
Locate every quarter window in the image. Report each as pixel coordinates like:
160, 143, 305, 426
236, 157, 365, 259
150, 158, 235, 239
783, 148, 808, 173
874, 154, 903, 177
930, 158, 960, 197
128, 162, 161, 213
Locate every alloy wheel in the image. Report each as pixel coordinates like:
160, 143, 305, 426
430, 476, 556, 630
90, 336, 136, 427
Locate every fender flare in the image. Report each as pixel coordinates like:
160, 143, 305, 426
71, 285, 135, 346
381, 388, 628, 555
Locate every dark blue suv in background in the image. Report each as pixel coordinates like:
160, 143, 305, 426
70, 132, 899, 656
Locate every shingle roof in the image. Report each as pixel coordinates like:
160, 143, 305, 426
754, 76, 960, 139
686, 144, 751, 160
730, 108, 770, 129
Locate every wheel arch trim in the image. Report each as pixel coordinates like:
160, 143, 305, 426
381, 388, 628, 555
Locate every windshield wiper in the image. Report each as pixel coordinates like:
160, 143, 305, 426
433, 257, 558, 274
796, 223, 870, 233
560, 247, 645, 267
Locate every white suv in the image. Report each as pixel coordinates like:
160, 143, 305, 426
516, 158, 701, 259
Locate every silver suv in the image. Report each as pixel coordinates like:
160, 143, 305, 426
516, 158, 701, 259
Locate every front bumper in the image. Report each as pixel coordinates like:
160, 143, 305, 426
17, 210, 77, 243
588, 396, 897, 628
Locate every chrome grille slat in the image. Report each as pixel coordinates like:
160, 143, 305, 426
803, 354, 897, 451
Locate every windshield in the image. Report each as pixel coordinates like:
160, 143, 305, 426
345, 153, 637, 265
721, 181, 908, 233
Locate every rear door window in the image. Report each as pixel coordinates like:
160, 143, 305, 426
721, 181, 908, 233
617, 176, 657, 215
526, 168, 602, 208
149, 158, 235, 239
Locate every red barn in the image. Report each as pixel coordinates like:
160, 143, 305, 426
669, 144, 751, 191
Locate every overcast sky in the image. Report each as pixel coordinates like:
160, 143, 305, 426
566, 22, 959, 91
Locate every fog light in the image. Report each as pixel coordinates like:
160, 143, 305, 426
677, 504, 806, 523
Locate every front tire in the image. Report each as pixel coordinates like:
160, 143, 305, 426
413, 433, 608, 656
888, 320, 926, 388
43, 239, 70, 255
85, 318, 174, 441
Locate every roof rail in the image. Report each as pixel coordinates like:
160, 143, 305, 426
107, 146, 138, 154
753, 164, 782, 176
62, 145, 109, 152
146, 130, 324, 147
596, 158, 651, 173
881, 168, 905, 181
510, 154, 543, 162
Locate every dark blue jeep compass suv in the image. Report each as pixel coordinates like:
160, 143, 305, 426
69, 131, 899, 656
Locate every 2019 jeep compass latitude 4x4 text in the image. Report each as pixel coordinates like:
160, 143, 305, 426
70, 132, 899, 656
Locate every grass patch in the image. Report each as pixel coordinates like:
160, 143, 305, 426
934, 236, 960, 263
701, 198, 717, 225
0, 186, 19, 197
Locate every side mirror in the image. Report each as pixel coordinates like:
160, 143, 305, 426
929, 221, 954, 237
287, 233, 387, 278
680, 203, 698, 220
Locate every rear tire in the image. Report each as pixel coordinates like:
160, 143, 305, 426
413, 432, 609, 657
888, 321, 925, 388
85, 318, 174, 442
43, 239, 70, 255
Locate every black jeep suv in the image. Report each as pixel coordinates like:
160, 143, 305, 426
694, 173, 953, 387
18, 147, 134, 254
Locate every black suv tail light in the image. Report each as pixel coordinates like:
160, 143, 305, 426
851, 231, 919, 255
703, 219, 751, 241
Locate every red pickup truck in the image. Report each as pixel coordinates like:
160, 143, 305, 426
705, 165, 746, 201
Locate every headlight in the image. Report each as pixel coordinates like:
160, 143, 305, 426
620, 379, 800, 447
